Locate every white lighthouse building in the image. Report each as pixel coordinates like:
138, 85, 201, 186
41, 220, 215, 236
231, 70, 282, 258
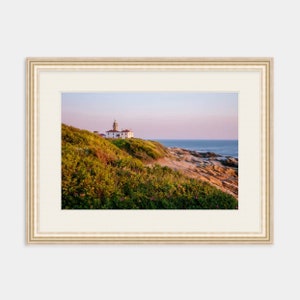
105, 120, 134, 139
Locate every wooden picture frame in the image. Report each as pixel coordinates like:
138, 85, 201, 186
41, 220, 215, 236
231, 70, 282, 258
26, 58, 273, 243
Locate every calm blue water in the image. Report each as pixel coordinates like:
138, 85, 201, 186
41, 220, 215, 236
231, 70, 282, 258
154, 140, 238, 158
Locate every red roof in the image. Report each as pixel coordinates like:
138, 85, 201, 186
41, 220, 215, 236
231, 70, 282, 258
106, 130, 120, 133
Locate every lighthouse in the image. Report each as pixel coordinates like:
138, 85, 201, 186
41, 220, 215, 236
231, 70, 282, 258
105, 120, 134, 139
113, 120, 119, 131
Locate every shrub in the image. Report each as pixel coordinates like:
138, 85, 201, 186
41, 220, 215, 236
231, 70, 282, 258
61, 124, 238, 209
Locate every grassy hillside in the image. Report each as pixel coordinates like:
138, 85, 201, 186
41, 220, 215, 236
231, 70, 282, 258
110, 138, 168, 162
62, 124, 238, 209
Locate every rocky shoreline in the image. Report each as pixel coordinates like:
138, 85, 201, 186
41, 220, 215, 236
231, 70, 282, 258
149, 147, 238, 199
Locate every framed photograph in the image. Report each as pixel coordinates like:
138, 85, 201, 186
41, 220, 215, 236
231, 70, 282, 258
26, 58, 273, 243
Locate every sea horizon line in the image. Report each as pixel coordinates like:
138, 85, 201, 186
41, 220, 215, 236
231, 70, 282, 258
148, 138, 238, 141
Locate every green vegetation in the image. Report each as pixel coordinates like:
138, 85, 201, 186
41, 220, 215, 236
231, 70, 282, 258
62, 124, 238, 209
110, 137, 168, 162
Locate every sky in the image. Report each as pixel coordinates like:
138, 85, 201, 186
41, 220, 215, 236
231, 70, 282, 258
61, 92, 238, 139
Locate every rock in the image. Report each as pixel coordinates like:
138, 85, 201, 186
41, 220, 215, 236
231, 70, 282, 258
190, 151, 218, 158
220, 157, 238, 168
147, 147, 238, 199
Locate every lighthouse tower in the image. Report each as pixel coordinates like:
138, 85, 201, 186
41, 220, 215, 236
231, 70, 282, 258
113, 120, 118, 131
105, 120, 134, 139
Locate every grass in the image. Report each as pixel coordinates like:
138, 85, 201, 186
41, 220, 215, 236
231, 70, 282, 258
62, 124, 238, 209
110, 137, 168, 162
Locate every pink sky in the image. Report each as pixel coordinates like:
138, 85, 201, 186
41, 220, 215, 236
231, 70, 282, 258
62, 92, 238, 139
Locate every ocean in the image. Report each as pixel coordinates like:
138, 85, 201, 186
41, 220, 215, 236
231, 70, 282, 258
154, 139, 238, 158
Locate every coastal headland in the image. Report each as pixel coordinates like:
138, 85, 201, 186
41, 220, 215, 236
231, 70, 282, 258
62, 124, 238, 209
148, 147, 238, 199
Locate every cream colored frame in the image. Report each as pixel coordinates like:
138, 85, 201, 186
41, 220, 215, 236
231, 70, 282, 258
26, 58, 273, 244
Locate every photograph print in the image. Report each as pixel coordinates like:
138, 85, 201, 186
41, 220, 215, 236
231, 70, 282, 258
61, 92, 238, 209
